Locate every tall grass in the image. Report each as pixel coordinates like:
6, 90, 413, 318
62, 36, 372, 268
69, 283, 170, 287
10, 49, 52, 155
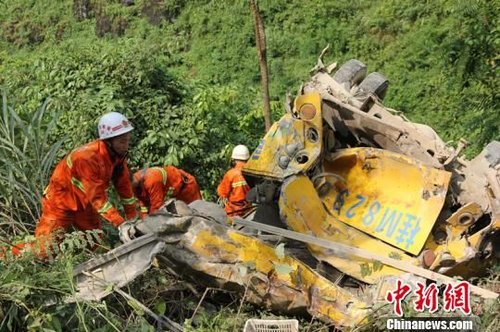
0, 231, 157, 331
0, 89, 65, 239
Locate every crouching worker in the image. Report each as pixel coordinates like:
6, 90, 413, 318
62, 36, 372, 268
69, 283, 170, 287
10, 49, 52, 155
8, 112, 140, 258
217, 144, 252, 217
132, 166, 202, 218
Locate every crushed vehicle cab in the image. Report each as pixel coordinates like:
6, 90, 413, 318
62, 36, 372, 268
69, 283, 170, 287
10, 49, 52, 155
243, 58, 500, 285
74, 58, 499, 329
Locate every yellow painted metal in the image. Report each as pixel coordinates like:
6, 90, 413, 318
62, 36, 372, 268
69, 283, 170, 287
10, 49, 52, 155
243, 93, 323, 181
422, 202, 495, 276
319, 148, 451, 255
425, 230, 493, 278
279, 174, 420, 284
189, 226, 370, 326
445, 202, 483, 239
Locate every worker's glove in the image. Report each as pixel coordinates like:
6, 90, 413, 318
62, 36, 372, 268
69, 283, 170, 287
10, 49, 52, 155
118, 219, 138, 243
217, 197, 228, 207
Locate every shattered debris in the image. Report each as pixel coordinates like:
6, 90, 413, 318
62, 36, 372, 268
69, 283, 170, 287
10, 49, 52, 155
74, 59, 499, 328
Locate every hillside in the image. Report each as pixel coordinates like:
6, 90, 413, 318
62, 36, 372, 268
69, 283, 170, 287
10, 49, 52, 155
0, 0, 498, 330
1, 1, 498, 165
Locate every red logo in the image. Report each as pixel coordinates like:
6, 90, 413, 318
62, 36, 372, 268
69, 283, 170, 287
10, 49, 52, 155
386, 280, 412, 316
414, 282, 439, 313
443, 281, 471, 315
386, 280, 472, 316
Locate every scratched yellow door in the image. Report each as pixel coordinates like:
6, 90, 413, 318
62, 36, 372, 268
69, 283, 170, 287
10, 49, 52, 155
319, 148, 451, 255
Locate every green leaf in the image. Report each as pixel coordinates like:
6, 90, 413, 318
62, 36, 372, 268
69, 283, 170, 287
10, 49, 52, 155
154, 300, 166, 315
275, 243, 285, 259
360, 263, 372, 277
127, 300, 144, 316
389, 252, 402, 260
372, 260, 383, 272
273, 263, 294, 275
49, 316, 62, 332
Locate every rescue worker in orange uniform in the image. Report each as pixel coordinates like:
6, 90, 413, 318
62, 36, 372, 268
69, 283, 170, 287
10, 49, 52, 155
132, 166, 202, 218
217, 145, 252, 217
11, 112, 139, 257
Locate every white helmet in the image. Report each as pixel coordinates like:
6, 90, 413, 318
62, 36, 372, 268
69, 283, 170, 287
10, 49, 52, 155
231, 144, 250, 160
97, 112, 134, 140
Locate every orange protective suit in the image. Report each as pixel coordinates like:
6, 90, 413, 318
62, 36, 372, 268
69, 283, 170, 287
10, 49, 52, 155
132, 166, 202, 218
10, 140, 138, 256
217, 161, 251, 216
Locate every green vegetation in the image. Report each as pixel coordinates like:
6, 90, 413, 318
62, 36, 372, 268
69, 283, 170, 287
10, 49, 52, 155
0, 93, 64, 235
0, 0, 498, 330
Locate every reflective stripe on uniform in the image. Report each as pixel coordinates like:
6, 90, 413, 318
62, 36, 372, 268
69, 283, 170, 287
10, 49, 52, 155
166, 186, 174, 198
140, 207, 148, 213
121, 196, 138, 205
71, 177, 85, 192
232, 180, 247, 188
66, 153, 73, 169
98, 201, 113, 214
42, 185, 49, 197
152, 167, 167, 185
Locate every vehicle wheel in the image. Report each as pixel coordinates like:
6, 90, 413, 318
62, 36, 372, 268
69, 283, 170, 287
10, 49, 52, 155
332, 59, 367, 91
358, 72, 389, 100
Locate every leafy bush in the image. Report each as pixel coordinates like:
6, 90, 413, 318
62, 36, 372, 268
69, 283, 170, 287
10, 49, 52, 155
0, 34, 268, 199
1, 0, 497, 188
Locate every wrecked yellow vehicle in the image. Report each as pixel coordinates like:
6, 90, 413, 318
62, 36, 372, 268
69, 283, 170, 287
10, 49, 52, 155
244, 59, 499, 285
73, 59, 499, 329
